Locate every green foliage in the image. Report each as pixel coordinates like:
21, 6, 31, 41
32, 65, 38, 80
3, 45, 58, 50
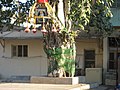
0, 1, 14, 28
70, 0, 91, 30
0, 0, 34, 29
0, 0, 114, 36
70, 0, 114, 36
1, 0, 13, 4
88, 0, 113, 37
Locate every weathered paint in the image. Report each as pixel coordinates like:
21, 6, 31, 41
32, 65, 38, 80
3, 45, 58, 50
0, 38, 103, 79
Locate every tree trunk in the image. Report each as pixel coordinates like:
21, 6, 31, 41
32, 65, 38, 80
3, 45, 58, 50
43, 0, 76, 77
57, 0, 65, 27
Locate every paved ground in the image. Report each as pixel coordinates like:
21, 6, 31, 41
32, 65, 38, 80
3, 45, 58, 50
0, 83, 115, 90
90, 85, 114, 90
0, 83, 83, 90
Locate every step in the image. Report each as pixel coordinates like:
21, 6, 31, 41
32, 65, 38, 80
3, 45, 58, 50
70, 82, 100, 90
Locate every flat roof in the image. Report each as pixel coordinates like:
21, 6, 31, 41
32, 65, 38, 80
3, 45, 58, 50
0, 30, 43, 40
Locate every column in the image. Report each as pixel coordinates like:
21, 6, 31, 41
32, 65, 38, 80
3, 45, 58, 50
103, 37, 109, 84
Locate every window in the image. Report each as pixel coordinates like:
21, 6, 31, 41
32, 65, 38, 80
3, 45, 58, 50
84, 50, 95, 68
109, 52, 120, 70
109, 37, 120, 47
108, 37, 120, 70
109, 52, 116, 69
12, 45, 28, 57
112, 0, 120, 8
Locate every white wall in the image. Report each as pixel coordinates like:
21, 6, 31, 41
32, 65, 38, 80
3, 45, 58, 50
0, 39, 48, 78
0, 38, 103, 78
76, 39, 103, 69
4, 39, 46, 58
0, 57, 47, 78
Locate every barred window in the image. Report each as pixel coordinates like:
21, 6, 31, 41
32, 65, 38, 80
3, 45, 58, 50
12, 45, 28, 57
109, 52, 120, 70
84, 50, 95, 68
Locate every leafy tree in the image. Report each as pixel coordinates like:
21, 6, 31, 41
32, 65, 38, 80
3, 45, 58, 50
0, 0, 34, 30
70, 0, 113, 36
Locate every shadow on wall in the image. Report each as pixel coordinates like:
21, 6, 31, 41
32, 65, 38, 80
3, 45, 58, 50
75, 68, 85, 76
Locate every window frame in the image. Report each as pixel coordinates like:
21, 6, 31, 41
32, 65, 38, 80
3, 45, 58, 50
84, 49, 95, 68
108, 37, 120, 47
108, 37, 120, 70
11, 45, 28, 57
108, 51, 120, 70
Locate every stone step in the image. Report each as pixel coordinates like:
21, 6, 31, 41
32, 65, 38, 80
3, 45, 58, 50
81, 82, 100, 89
70, 82, 100, 90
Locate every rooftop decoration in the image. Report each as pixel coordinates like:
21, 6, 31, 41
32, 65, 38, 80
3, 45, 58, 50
24, 0, 51, 33
37, 0, 48, 3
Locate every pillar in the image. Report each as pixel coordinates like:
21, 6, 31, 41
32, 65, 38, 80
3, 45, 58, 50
103, 37, 109, 84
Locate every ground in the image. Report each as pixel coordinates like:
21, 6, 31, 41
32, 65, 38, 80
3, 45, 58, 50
0, 83, 81, 90
0, 83, 115, 90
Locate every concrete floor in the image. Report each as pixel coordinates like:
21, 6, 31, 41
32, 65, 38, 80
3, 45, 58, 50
0, 83, 83, 90
0, 83, 114, 90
